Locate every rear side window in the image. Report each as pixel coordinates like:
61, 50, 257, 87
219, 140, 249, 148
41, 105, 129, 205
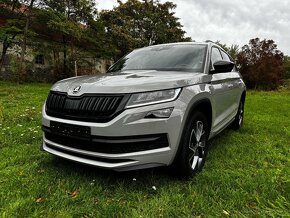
220, 50, 231, 61
211, 47, 222, 64
220, 50, 237, 71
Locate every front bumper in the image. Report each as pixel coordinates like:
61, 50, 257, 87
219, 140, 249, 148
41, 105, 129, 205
42, 99, 185, 171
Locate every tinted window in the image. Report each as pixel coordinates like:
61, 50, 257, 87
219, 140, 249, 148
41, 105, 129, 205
220, 50, 231, 61
211, 47, 222, 64
108, 44, 207, 73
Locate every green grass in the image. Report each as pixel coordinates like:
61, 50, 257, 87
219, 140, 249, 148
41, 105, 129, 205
0, 81, 289, 217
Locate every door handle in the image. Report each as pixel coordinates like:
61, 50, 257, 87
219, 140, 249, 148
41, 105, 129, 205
228, 84, 234, 88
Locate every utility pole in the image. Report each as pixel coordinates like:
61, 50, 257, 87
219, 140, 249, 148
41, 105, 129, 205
74, 60, 77, 77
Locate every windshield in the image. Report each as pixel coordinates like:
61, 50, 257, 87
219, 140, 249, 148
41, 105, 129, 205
107, 44, 207, 73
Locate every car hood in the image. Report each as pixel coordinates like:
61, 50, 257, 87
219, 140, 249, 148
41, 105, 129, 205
51, 70, 208, 95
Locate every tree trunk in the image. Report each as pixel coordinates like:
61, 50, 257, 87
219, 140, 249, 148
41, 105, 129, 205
0, 35, 16, 72
11, 0, 18, 11
1, 0, 19, 72
0, 38, 9, 71
19, 19, 29, 81
19, 0, 35, 82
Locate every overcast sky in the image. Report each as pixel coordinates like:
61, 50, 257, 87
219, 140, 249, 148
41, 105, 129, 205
96, 0, 290, 55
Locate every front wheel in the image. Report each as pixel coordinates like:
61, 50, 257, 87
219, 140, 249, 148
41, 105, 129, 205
172, 111, 209, 178
231, 100, 244, 130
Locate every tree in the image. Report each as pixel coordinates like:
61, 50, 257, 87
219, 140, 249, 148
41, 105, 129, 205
236, 38, 285, 90
227, 44, 240, 60
0, 1, 23, 70
100, 0, 191, 60
1, 0, 109, 81
19, 0, 38, 81
215, 41, 239, 60
40, 0, 104, 79
0, 20, 22, 70
0, 0, 42, 81
283, 56, 290, 79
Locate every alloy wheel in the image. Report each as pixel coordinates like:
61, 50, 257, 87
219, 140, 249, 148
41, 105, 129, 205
188, 120, 206, 170
238, 102, 244, 126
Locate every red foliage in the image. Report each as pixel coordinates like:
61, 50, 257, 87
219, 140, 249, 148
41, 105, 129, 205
237, 38, 285, 90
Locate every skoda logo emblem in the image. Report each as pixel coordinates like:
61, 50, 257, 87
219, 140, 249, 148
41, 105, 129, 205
73, 85, 81, 94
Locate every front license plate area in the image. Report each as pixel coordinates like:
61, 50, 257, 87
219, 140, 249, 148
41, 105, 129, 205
50, 121, 90, 138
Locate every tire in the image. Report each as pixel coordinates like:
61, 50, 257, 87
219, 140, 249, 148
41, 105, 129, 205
231, 100, 244, 130
172, 111, 209, 179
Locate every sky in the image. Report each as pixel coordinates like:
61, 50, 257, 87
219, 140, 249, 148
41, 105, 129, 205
96, 0, 290, 55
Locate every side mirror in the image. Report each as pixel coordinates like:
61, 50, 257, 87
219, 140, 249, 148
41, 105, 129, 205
211, 60, 235, 74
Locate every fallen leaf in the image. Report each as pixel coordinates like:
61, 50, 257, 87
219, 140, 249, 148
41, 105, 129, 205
94, 198, 99, 204
68, 190, 78, 198
35, 197, 44, 203
222, 210, 230, 216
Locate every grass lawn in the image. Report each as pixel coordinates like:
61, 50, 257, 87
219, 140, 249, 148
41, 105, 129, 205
0, 81, 289, 217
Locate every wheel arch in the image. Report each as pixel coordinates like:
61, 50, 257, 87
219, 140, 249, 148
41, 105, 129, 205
170, 96, 213, 165
241, 91, 246, 104
186, 98, 213, 132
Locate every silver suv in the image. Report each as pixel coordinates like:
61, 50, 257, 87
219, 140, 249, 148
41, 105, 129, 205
42, 42, 246, 178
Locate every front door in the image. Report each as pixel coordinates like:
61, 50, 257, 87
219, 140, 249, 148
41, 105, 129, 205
209, 47, 240, 133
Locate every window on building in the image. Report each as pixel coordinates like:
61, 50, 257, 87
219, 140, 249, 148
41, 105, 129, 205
35, 54, 44, 65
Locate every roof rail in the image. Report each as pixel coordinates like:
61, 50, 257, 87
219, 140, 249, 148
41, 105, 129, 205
205, 40, 214, 43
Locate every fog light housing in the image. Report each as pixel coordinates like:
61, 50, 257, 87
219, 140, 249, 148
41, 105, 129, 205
145, 108, 173, 118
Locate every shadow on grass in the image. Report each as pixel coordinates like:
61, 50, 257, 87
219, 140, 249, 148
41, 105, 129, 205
38, 126, 248, 189
208, 128, 232, 149
208, 122, 250, 150
39, 154, 180, 192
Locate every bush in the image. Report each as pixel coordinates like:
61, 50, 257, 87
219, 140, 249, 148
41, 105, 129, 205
237, 38, 285, 90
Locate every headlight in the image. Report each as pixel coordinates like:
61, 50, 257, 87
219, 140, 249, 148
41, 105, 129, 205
125, 88, 181, 108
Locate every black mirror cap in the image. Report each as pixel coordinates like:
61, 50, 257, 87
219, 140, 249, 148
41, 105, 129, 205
211, 60, 235, 74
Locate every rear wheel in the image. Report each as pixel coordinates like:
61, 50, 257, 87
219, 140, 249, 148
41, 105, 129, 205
172, 111, 209, 178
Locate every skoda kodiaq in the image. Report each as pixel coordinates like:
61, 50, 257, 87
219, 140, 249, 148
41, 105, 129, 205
41, 42, 246, 178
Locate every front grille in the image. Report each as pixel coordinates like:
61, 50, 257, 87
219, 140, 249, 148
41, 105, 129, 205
46, 91, 128, 122
43, 125, 169, 154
